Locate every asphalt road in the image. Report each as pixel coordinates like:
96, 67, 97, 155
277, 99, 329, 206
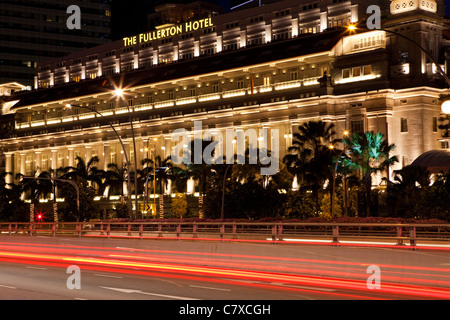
0, 235, 449, 305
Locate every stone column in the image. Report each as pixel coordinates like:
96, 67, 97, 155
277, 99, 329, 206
103, 143, 110, 171
35, 151, 42, 176
4, 153, 13, 189
68, 148, 75, 168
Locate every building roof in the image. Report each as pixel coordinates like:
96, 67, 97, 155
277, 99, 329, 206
411, 149, 450, 173
10, 28, 346, 111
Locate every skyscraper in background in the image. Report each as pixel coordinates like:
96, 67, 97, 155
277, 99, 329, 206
0, 0, 112, 87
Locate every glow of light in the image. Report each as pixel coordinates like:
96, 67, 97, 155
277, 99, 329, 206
442, 100, 450, 114
347, 24, 357, 31
336, 74, 381, 84
114, 88, 124, 97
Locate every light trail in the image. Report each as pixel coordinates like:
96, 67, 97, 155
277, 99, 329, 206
0, 243, 449, 299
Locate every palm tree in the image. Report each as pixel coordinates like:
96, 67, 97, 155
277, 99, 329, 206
60, 156, 105, 195
342, 131, 398, 216
283, 120, 339, 212
384, 165, 430, 217
104, 162, 128, 197
153, 155, 174, 194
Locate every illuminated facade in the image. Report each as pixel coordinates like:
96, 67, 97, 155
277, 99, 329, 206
1, 0, 449, 201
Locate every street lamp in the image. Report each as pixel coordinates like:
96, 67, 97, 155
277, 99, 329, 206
330, 130, 349, 219
346, 24, 450, 113
113, 88, 139, 221
64, 103, 134, 220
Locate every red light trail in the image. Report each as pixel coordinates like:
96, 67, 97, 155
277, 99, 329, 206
0, 241, 449, 299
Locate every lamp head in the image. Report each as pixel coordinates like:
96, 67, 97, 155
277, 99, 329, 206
442, 100, 450, 114
114, 88, 124, 97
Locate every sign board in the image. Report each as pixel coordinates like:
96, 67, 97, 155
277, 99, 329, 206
123, 17, 214, 47
139, 203, 157, 216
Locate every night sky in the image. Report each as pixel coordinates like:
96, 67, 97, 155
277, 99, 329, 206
111, 0, 232, 40
111, 0, 450, 40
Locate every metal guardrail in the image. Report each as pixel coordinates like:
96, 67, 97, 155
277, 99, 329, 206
1, 222, 450, 247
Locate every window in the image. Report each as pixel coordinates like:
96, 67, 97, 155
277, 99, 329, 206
352, 67, 361, 77
41, 154, 48, 170
351, 120, 364, 133
342, 69, 351, 78
401, 118, 408, 133
289, 69, 298, 80
110, 146, 116, 164
57, 153, 64, 168
236, 78, 245, 89
363, 65, 372, 75
263, 76, 271, 86
432, 117, 438, 132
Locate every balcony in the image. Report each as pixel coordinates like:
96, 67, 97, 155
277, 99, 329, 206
15, 76, 321, 131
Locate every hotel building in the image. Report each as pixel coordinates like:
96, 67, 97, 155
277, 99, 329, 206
1, 0, 449, 204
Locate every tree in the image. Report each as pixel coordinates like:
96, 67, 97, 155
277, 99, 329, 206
342, 132, 398, 216
60, 156, 105, 196
282, 190, 316, 219
284, 120, 339, 213
384, 165, 431, 217
0, 172, 26, 222
320, 193, 342, 220
59, 176, 96, 222
104, 163, 128, 196
414, 171, 450, 220
171, 193, 187, 219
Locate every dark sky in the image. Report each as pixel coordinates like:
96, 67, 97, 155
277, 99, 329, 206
111, 0, 231, 40
111, 0, 450, 40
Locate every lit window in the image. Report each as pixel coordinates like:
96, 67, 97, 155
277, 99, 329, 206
352, 67, 361, 77
363, 65, 372, 75
342, 69, 350, 78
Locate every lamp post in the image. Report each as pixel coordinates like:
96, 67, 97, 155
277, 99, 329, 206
347, 24, 450, 113
330, 130, 349, 219
114, 88, 139, 221
64, 104, 134, 220
114, 89, 140, 221
220, 164, 232, 220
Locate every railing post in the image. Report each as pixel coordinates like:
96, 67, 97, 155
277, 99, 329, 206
52, 223, 56, 237
139, 224, 143, 238
76, 223, 82, 238
193, 222, 198, 238
8, 224, 12, 236
278, 224, 283, 241
177, 224, 181, 239
220, 224, 225, 240
232, 223, 237, 239
332, 224, 339, 245
396, 225, 404, 246
29, 223, 33, 236
106, 223, 110, 238
409, 226, 417, 250
127, 224, 131, 237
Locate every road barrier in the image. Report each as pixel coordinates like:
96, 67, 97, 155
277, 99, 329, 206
1, 221, 450, 248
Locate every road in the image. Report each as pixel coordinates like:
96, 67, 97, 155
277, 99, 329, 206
0, 235, 449, 305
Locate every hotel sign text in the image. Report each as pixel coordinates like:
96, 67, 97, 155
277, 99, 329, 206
123, 17, 213, 47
